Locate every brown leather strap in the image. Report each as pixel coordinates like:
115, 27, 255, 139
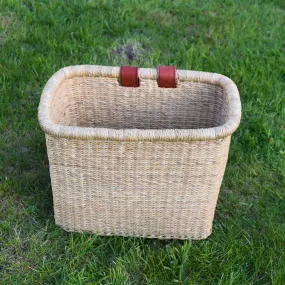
120, 66, 139, 87
158, 66, 176, 88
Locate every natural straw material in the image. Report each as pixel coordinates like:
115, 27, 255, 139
38, 65, 241, 239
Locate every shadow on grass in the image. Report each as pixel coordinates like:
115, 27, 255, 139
1, 125, 54, 223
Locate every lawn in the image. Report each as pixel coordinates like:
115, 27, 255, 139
0, 0, 285, 284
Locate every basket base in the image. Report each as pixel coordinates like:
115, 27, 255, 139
55, 220, 213, 240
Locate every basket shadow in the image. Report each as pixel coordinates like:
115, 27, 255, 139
4, 128, 55, 223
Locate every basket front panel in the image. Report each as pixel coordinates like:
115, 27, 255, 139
46, 135, 231, 239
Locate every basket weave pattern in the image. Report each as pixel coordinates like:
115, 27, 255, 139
39, 65, 241, 239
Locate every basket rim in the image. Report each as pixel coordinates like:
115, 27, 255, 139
38, 65, 241, 141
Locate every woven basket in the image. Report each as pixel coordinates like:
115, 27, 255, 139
38, 65, 241, 240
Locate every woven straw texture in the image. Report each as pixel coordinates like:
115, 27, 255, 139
38, 65, 241, 240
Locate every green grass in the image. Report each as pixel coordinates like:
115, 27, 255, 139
0, 0, 285, 284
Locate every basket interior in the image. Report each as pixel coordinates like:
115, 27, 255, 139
50, 77, 229, 130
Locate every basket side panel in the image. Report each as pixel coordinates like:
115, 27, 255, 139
46, 135, 231, 239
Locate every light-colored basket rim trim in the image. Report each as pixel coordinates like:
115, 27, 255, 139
38, 65, 241, 141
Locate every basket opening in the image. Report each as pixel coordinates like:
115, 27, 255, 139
49, 76, 229, 130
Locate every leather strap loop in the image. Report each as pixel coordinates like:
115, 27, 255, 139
120, 66, 139, 87
158, 66, 176, 88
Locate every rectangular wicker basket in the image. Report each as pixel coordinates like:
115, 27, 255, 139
38, 65, 241, 240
